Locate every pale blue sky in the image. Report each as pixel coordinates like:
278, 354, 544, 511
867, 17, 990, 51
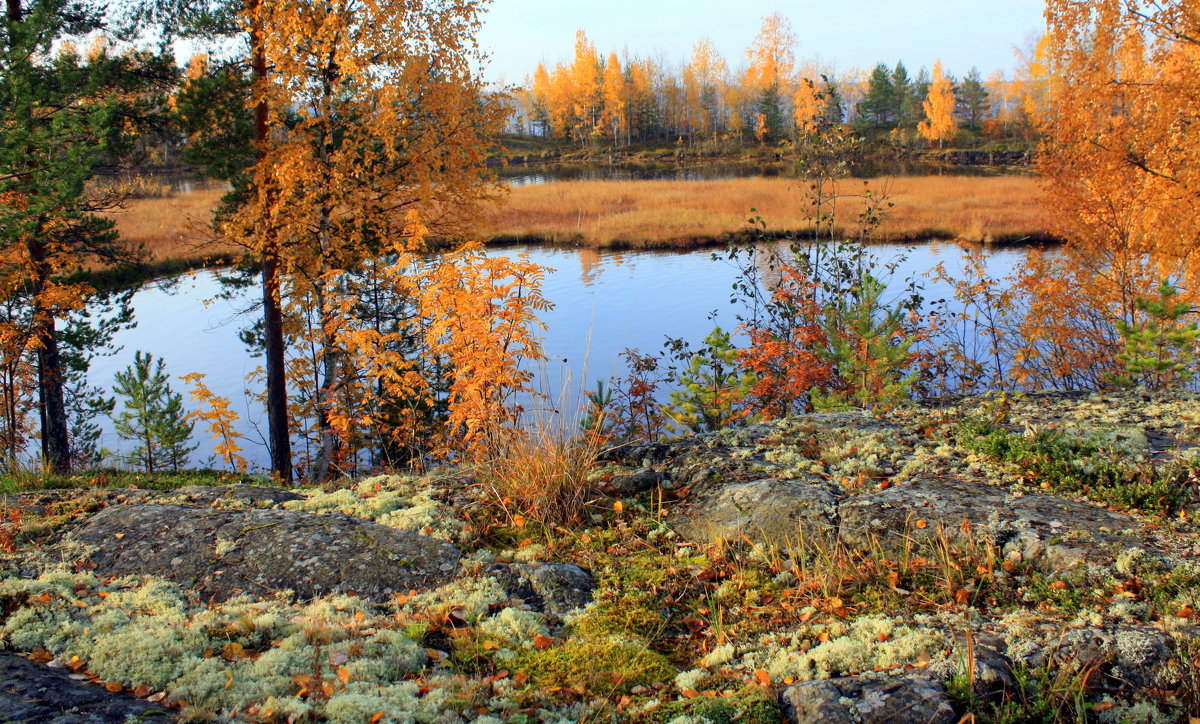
476, 0, 1047, 84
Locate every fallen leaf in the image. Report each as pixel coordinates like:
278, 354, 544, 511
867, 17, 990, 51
533, 635, 555, 651
512, 514, 526, 529
955, 589, 970, 605
613, 500, 624, 514
682, 688, 699, 699
915, 519, 928, 530
104, 682, 123, 693
133, 684, 152, 698
222, 642, 246, 661
368, 713, 385, 724
753, 669, 771, 686
337, 666, 351, 685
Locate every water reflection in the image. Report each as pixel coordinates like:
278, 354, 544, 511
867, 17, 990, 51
87, 241, 1027, 470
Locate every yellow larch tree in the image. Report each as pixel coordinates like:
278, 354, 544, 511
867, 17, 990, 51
792, 77, 821, 135
684, 38, 729, 141
1042, 0, 1200, 295
918, 60, 957, 146
600, 52, 627, 142
568, 30, 602, 141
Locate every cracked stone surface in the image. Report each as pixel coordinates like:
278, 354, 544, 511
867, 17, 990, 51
67, 503, 461, 602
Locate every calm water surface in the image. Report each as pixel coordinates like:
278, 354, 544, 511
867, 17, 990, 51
87, 242, 1027, 469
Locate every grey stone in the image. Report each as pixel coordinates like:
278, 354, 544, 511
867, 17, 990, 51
838, 477, 1137, 571
669, 477, 839, 548
0, 652, 174, 723
608, 469, 665, 494
781, 675, 958, 724
779, 679, 856, 724
67, 504, 460, 602
488, 562, 595, 620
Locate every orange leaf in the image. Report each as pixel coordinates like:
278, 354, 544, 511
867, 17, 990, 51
104, 682, 123, 693
533, 635, 555, 651
753, 669, 771, 686
337, 666, 351, 685
368, 714, 385, 724
915, 519, 928, 530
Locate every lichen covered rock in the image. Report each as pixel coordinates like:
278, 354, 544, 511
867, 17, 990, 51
67, 503, 460, 602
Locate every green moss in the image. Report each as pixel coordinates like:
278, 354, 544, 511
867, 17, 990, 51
512, 635, 678, 695
652, 685, 780, 724
957, 417, 1189, 513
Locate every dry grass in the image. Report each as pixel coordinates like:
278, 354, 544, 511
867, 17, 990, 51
102, 175, 1051, 268
100, 188, 238, 264
484, 175, 1051, 248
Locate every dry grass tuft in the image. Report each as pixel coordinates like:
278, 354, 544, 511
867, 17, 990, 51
472, 422, 601, 529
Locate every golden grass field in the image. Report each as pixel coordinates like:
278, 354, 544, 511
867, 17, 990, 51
105, 174, 1050, 265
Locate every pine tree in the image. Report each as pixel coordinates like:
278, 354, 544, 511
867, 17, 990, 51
892, 61, 918, 128
111, 352, 195, 472
1, 0, 173, 471
1115, 281, 1200, 391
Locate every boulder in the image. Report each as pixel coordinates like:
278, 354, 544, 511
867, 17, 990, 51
0, 652, 173, 723
669, 477, 839, 548
68, 503, 460, 602
608, 468, 665, 494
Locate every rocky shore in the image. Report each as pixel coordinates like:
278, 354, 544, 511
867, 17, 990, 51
2, 390, 1198, 722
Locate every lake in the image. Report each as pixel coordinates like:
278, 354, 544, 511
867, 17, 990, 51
85, 240, 1028, 470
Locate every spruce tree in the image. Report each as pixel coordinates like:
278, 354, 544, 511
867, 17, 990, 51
860, 63, 895, 126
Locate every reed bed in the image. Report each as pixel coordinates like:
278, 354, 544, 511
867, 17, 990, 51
484, 175, 1051, 248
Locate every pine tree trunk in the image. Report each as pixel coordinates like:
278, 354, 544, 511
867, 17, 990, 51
29, 238, 70, 472
251, 4, 292, 484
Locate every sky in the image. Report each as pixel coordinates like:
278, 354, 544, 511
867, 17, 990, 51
476, 0, 1047, 85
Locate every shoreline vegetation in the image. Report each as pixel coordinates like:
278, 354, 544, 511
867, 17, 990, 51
96, 171, 1050, 289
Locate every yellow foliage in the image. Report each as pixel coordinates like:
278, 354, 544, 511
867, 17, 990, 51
181, 373, 247, 474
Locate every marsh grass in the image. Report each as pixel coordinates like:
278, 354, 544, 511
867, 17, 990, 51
104, 176, 1050, 273
99, 188, 238, 267
485, 175, 1050, 249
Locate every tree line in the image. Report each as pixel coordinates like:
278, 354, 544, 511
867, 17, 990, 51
510, 15, 1047, 148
